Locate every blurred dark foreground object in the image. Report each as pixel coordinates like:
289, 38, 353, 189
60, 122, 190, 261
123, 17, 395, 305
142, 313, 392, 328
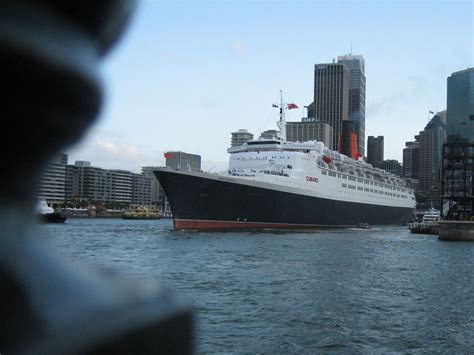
0, 1, 193, 353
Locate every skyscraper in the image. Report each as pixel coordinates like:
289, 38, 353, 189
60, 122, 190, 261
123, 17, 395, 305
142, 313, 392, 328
402, 141, 420, 190
403, 141, 420, 179
442, 68, 473, 218
337, 54, 366, 155
417, 111, 446, 208
367, 136, 384, 166
446, 67, 474, 143
313, 62, 349, 150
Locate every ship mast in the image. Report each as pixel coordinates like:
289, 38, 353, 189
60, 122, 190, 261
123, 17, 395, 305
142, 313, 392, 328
277, 89, 286, 141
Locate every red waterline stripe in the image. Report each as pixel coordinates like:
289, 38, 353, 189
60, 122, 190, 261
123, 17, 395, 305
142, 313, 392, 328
174, 219, 339, 230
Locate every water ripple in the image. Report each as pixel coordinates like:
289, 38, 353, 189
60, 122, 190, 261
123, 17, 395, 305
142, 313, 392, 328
41, 218, 474, 353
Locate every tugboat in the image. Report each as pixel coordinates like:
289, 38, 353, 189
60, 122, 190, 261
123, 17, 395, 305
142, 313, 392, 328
36, 198, 66, 223
154, 91, 416, 230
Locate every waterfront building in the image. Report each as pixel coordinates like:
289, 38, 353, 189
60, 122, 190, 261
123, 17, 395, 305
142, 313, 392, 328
417, 111, 447, 208
374, 159, 403, 177
231, 129, 254, 147
446, 67, 474, 143
67, 161, 134, 205
367, 136, 384, 166
132, 173, 152, 206
35, 153, 68, 207
64, 161, 162, 207
286, 119, 333, 147
165, 151, 201, 172
69, 162, 114, 203
110, 169, 133, 204
338, 54, 366, 155
313, 62, 349, 150
141, 166, 164, 207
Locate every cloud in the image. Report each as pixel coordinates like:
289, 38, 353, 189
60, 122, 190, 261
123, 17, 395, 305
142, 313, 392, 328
96, 139, 140, 158
367, 75, 433, 117
367, 91, 406, 117
230, 41, 249, 55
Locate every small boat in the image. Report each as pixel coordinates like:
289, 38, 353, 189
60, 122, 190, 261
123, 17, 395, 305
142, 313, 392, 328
36, 198, 66, 223
409, 208, 440, 234
356, 222, 370, 229
121, 210, 161, 220
421, 208, 440, 223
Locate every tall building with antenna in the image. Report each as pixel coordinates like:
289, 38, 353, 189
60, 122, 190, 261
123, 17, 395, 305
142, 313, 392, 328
313, 62, 349, 150
337, 54, 366, 156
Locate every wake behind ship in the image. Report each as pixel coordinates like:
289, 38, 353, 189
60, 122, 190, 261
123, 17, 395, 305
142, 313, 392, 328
155, 96, 415, 230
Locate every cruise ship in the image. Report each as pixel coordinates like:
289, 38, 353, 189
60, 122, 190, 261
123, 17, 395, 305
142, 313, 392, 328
154, 95, 416, 230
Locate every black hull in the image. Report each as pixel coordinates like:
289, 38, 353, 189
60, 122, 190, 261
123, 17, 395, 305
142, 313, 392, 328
39, 212, 67, 223
154, 169, 414, 230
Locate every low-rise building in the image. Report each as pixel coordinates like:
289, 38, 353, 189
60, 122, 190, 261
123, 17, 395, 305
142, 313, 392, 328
286, 120, 333, 147
35, 153, 68, 207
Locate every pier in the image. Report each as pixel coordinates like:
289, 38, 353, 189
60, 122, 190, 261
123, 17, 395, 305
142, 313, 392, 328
438, 221, 474, 241
409, 222, 439, 235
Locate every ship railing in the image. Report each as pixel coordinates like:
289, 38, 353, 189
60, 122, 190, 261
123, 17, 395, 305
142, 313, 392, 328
263, 170, 289, 177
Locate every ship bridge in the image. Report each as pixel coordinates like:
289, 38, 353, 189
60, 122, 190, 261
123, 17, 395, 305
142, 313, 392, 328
227, 139, 325, 154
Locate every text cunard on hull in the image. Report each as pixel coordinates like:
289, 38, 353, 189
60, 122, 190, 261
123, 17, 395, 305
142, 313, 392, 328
154, 92, 416, 230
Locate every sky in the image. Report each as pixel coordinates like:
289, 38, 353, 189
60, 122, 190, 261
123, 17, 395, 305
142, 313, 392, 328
66, 0, 473, 173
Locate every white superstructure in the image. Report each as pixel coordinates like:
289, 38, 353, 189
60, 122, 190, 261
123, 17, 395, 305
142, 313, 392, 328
225, 139, 415, 209
222, 91, 415, 210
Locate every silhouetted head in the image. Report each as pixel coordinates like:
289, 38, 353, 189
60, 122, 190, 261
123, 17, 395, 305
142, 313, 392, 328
0, 0, 136, 204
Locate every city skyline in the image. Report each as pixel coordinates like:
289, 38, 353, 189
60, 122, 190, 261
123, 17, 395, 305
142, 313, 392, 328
65, 0, 473, 173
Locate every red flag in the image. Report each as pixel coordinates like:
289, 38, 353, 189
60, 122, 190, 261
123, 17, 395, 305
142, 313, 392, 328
164, 152, 171, 159
287, 103, 298, 110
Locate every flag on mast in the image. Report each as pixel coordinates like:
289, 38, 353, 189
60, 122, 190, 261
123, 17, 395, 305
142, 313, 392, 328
287, 103, 298, 110
429, 110, 434, 114
272, 104, 279, 108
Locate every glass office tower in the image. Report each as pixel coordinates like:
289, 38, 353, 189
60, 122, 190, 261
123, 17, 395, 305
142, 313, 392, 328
447, 68, 474, 143
338, 55, 366, 156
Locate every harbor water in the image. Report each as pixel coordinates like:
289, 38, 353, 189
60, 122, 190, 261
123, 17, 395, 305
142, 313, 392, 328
41, 218, 474, 353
